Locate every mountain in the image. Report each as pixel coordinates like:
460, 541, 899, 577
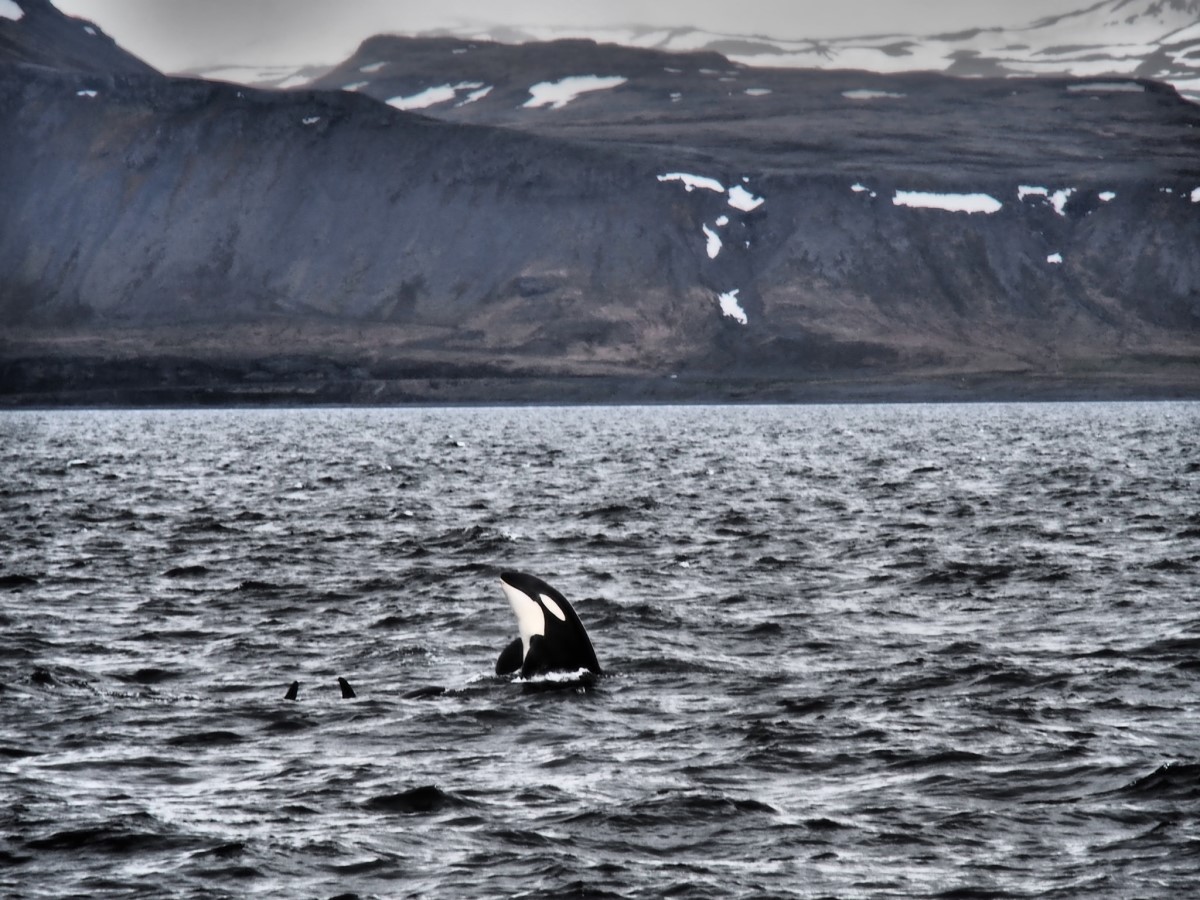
0, 0, 156, 75
208, 0, 1200, 104
1, 0, 1199, 405
384, 0, 1200, 103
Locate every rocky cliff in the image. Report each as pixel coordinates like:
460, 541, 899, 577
1, 1, 1198, 404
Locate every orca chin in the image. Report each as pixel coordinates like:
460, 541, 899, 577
495, 571, 602, 680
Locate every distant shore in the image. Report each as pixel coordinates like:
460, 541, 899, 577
3, 369, 1198, 408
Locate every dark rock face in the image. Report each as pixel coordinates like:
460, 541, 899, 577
1, 6, 1199, 404
0, 0, 156, 75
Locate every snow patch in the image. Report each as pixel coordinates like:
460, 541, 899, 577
851, 183, 878, 198
457, 85, 493, 106
715, 215, 729, 227
1192, 187, 1200, 203
76, 89, 98, 98
302, 116, 320, 125
523, 75, 627, 110
84, 26, 97, 36
658, 172, 725, 193
669, 92, 682, 102
703, 224, 722, 259
360, 61, 386, 73
342, 81, 369, 92
1018, 185, 1074, 215
1066, 81, 1145, 93
1098, 191, 1116, 202
893, 191, 1002, 214
1047, 252, 1063, 264
843, 89, 906, 100
728, 184, 764, 211
1050, 188, 1074, 216
0, 0, 23, 21
717, 289, 748, 325
745, 88, 772, 96
387, 82, 484, 111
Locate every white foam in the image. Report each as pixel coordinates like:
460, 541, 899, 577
301, 116, 320, 125
728, 184, 764, 211
515, 667, 595, 685
703, 224, 722, 259
715, 215, 729, 227
1098, 191, 1116, 202
657, 172, 725, 193
523, 75, 627, 110
670, 92, 682, 102
893, 191, 1002, 214
1047, 252, 1063, 264
745, 88, 772, 96
717, 289, 749, 325
76, 89, 98, 98
1192, 188, 1200, 203
0, 0, 22, 21
852, 183, 879, 198
360, 61, 386, 73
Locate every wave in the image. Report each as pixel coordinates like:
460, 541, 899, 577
1113, 762, 1200, 799
23, 814, 198, 855
363, 784, 473, 815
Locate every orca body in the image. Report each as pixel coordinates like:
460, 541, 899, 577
495, 571, 602, 679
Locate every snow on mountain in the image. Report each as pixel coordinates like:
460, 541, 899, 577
393, 0, 1200, 102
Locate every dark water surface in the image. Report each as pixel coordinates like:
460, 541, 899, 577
2, 403, 1199, 898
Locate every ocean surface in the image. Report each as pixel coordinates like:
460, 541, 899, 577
2, 402, 1199, 899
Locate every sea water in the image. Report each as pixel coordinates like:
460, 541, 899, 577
2, 403, 1198, 898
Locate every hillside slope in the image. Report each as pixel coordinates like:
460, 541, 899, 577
1, 2, 1199, 404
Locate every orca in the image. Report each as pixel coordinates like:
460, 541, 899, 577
337, 677, 356, 699
284, 681, 299, 701
495, 571, 602, 679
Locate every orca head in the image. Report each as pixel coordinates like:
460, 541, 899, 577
497, 571, 601, 678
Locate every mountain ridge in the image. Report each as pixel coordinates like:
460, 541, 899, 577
1, 0, 1198, 405
196, 0, 1200, 103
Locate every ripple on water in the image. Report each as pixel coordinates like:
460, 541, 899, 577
1, 403, 1198, 898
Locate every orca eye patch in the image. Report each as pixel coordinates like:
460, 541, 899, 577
540, 593, 567, 621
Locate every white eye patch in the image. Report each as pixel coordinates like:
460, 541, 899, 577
540, 593, 567, 621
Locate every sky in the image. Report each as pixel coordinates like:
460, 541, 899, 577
53, 0, 1092, 73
